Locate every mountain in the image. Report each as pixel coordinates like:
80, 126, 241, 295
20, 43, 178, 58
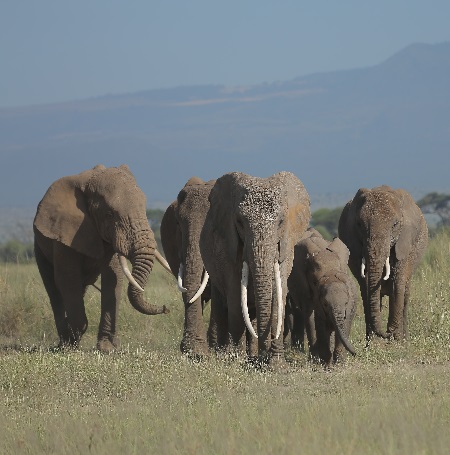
1, 42, 450, 213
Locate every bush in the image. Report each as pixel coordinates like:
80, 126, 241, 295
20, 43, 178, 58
0, 240, 34, 263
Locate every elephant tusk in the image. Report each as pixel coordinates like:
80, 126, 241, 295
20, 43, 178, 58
189, 269, 209, 304
383, 257, 390, 280
274, 261, 283, 340
241, 261, 258, 339
154, 249, 173, 274
119, 255, 145, 292
361, 257, 366, 278
177, 264, 188, 293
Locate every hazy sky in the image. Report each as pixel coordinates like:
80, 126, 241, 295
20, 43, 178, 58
1, 1, 450, 107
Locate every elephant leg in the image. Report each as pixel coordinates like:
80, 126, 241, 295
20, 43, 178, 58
303, 305, 317, 360
314, 317, 332, 365
34, 238, 70, 345
292, 305, 305, 352
228, 306, 246, 357
227, 286, 246, 357
207, 285, 228, 351
402, 283, 411, 340
246, 318, 258, 359
387, 280, 406, 340
53, 243, 88, 346
97, 253, 122, 353
333, 332, 346, 364
359, 280, 374, 341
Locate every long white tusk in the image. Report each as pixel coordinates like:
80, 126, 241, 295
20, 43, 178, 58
274, 261, 283, 340
241, 261, 258, 339
189, 269, 209, 304
361, 257, 366, 278
119, 255, 145, 292
177, 264, 187, 292
154, 249, 173, 274
383, 257, 390, 280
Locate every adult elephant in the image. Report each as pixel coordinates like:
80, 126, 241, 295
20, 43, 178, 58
338, 185, 428, 341
200, 171, 311, 367
33, 164, 170, 352
160, 177, 215, 357
287, 228, 357, 365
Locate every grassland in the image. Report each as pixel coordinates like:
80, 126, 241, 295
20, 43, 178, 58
1, 231, 450, 454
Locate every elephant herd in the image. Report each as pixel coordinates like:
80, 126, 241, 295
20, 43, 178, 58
33, 165, 428, 369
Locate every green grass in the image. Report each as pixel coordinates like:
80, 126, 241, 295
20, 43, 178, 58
1, 234, 450, 455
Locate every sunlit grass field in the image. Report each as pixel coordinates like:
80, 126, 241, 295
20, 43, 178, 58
1, 231, 449, 454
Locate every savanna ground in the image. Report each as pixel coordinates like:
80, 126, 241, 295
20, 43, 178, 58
1, 231, 449, 454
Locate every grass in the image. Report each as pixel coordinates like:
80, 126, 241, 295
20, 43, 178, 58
1, 233, 450, 455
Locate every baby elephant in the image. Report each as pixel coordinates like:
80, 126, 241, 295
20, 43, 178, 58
287, 228, 357, 365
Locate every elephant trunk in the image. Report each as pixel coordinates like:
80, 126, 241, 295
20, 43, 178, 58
126, 231, 169, 315
181, 240, 207, 304
366, 246, 388, 338
330, 306, 356, 356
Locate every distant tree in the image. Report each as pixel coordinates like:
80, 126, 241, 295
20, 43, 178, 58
146, 208, 165, 252
0, 240, 34, 263
310, 207, 344, 240
146, 208, 165, 230
417, 192, 450, 227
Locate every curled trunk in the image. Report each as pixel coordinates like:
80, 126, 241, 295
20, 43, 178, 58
331, 307, 356, 356
127, 247, 169, 315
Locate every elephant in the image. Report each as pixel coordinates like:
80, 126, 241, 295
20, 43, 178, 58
160, 176, 215, 357
286, 228, 357, 365
33, 164, 171, 352
200, 171, 311, 367
338, 185, 428, 342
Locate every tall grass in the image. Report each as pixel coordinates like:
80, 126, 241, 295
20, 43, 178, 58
1, 233, 450, 454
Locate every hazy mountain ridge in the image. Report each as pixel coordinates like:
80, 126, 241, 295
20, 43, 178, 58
1, 42, 450, 212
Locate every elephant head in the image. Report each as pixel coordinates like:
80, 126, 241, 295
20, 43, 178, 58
338, 185, 427, 339
202, 171, 310, 358
160, 177, 215, 355
34, 164, 169, 315
293, 229, 356, 361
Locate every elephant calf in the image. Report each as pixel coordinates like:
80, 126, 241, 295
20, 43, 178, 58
287, 228, 357, 365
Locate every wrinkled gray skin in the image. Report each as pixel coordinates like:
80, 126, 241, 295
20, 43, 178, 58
200, 171, 311, 367
287, 228, 357, 365
160, 177, 215, 357
338, 185, 428, 341
34, 165, 169, 352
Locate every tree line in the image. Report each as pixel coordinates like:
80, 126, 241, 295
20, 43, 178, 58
0, 193, 449, 263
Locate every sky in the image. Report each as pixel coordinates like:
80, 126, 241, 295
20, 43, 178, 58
1, 1, 450, 108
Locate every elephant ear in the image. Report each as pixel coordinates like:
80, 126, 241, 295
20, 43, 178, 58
34, 168, 104, 258
279, 173, 311, 263
209, 173, 240, 262
160, 200, 181, 276
395, 190, 423, 261
327, 237, 350, 269
338, 188, 369, 257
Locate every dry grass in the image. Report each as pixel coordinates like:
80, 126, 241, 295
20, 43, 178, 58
1, 233, 450, 454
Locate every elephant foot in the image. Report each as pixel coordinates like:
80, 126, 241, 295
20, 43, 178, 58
180, 338, 210, 360
97, 337, 118, 353
386, 328, 407, 341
